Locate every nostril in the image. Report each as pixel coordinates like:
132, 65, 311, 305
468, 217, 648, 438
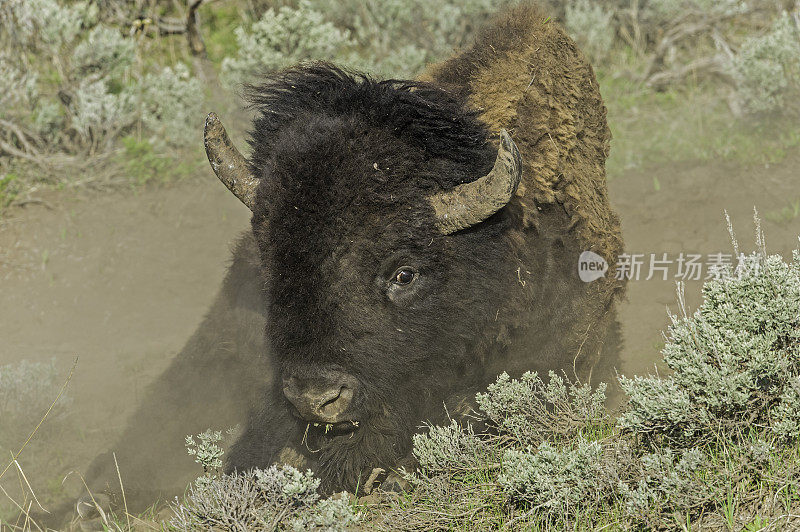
318, 385, 353, 417
320, 387, 343, 409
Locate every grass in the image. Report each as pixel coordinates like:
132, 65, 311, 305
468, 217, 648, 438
765, 198, 800, 226
0, 173, 20, 214
118, 136, 198, 187
199, 1, 247, 68
599, 69, 800, 179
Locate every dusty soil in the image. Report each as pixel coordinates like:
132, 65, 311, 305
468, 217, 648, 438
0, 153, 798, 514
0, 180, 250, 509
609, 155, 800, 376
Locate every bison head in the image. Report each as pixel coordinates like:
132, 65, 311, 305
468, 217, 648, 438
204, 65, 526, 491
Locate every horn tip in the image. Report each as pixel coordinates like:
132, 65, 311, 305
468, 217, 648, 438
498, 129, 521, 171
499, 129, 512, 149
204, 112, 221, 134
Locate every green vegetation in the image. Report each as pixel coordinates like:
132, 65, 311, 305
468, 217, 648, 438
602, 73, 800, 176
766, 198, 800, 226
1, 0, 799, 201
0, 173, 20, 214
119, 136, 197, 186
0, 0, 204, 195
171, 463, 359, 531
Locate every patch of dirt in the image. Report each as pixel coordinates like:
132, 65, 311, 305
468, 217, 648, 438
0, 179, 249, 505
0, 153, 797, 513
609, 155, 800, 376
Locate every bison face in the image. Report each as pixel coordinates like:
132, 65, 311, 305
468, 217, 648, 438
204, 91, 522, 490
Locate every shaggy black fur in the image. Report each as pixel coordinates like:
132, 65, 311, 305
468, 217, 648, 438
244, 63, 496, 192
222, 64, 514, 492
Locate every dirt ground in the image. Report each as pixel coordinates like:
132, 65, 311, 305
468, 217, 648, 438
0, 153, 798, 514
611, 156, 800, 376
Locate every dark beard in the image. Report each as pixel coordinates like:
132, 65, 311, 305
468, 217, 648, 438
305, 373, 478, 493
305, 409, 414, 494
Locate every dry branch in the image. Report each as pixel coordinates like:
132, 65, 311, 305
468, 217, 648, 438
639, 3, 769, 89
0, 118, 42, 157
646, 54, 734, 90
150, 0, 208, 56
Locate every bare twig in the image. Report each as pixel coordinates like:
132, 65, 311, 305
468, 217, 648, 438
0, 118, 41, 156
114, 453, 131, 531
186, 0, 208, 56
0, 139, 46, 167
150, 0, 209, 56
641, 5, 758, 87
646, 54, 733, 91
10, 198, 55, 210
363, 467, 385, 495
12, 460, 47, 513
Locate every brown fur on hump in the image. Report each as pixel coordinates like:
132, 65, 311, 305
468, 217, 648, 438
421, 3, 625, 304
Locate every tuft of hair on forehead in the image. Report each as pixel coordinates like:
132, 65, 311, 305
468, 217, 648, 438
244, 62, 494, 179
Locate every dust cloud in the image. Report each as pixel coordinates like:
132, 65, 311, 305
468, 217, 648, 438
0, 181, 249, 511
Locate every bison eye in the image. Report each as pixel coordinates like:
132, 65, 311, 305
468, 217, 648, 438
392, 267, 417, 286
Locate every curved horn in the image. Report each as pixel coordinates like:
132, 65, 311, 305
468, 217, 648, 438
428, 129, 523, 235
204, 112, 258, 210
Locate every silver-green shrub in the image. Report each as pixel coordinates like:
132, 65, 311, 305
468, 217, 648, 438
222, 0, 518, 83
1, 0, 204, 159
31, 101, 66, 143
6, 0, 85, 51
71, 79, 137, 151
620, 248, 800, 442
617, 374, 708, 439
185, 429, 225, 486
498, 438, 609, 516
171, 467, 359, 531
311, 0, 516, 77
476, 370, 607, 445
288, 494, 359, 531
139, 64, 204, 146
732, 12, 800, 115
772, 369, 800, 440
221, 1, 354, 87
0, 53, 38, 109
618, 447, 710, 518
71, 25, 134, 81
173, 429, 359, 531
412, 420, 486, 475
564, 0, 615, 64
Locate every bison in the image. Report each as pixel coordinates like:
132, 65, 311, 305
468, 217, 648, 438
74, 2, 624, 519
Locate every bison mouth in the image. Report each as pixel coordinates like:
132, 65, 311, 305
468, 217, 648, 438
304, 419, 361, 438
300, 420, 361, 452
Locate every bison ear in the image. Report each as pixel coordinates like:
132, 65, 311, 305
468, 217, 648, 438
427, 129, 522, 235
204, 112, 258, 210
